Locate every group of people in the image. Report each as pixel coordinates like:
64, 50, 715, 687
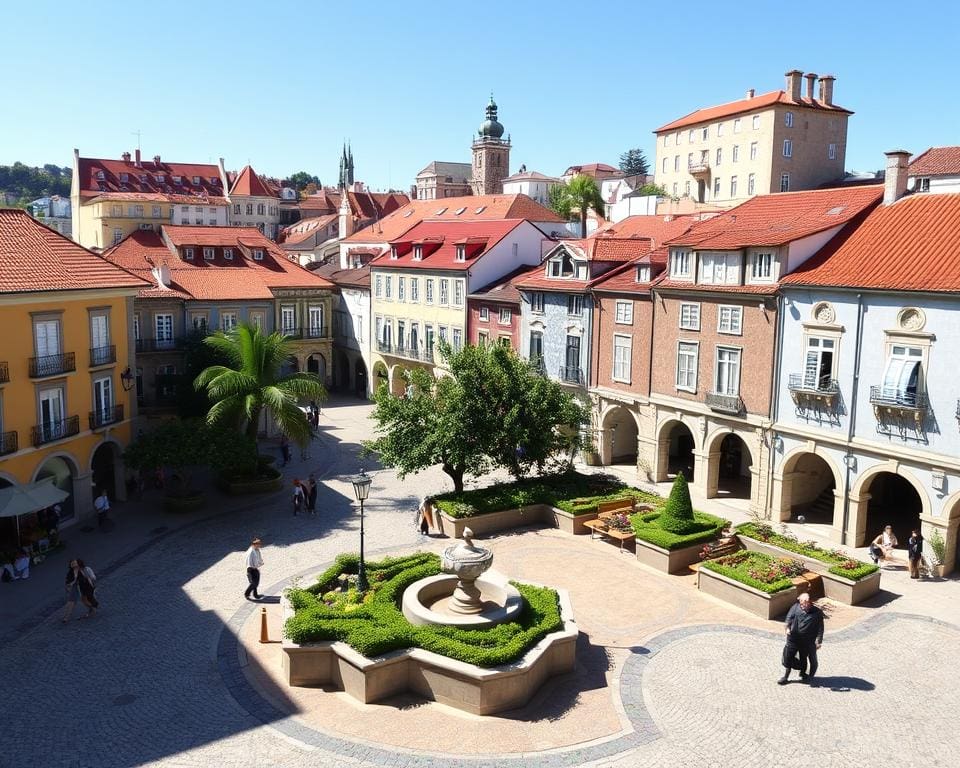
1, 550, 32, 582
292, 475, 318, 516
869, 525, 925, 579
62, 558, 98, 621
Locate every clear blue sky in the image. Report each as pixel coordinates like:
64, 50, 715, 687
2, 0, 956, 191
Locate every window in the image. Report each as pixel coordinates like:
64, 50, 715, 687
184, 247, 195, 260
203, 247, 215, 260
410, 278, 419, 302
783, 139, 793, 158
752, 115, 760, 130
531, 292, 545, 313
438, 326, 447, 343
398, 277, 405, 302
713, 177, 721, 197
676, 342, 698, 391
111, 204, 122, 217
672, 183, 678, 196
730, 176, 738, 197
662, 157, 668, 173
455, 244, 465, 262
914, 177, 930, 193
780, 174, 790, 193
734, 118, 742, 133
246, 204, 253, 215
92, 376, 113, 425
133, 315, 140, 341
674, 155, 680, 172
679, 302, 700, 330
700, 252, 741, 286
96, 170, 105, 180
155, 173, 164, 183
375, 274, 383, 298
676, 132, 682, 146
280, 306, 296, 334
684, 180, 691, 197
220, 312, 237, 332
498, 307, 511, 325
479, 306, 489, 322
716, 122, 724, 137
804, 337, 836, 389
454, 280, 464, 307
112, 228, 123, 245
136, 205, 146, 217
751, 252, 774, 280
785, 111, 794, 128
411, 245, 422, 261
257, 203, 265, 216
748, 173, 756, 195
718, 305, 743, 334
191, 313, 208, 331
192, 176, 201, 185
701, 127, 709, 141
750, 142, 758, 161
224, 248, 233, 260
732, 145, 739, 163
249, 311, 264, 330
880, 345, 923, 405
396, 320, 405, 350
173, 176, 182, 185
635, 265, 650, 282
828, 143, 837, 160
452, 328, 463, 351
253, 249, 264, 260
385, 275, 392, 299
425, 279, 434, 304
233, 204, 241, 215
478, 330, 489, 346
670, 249, 691, 278
152, 205, 162, 218
613, 335, 632, 383
564, 335, 581, 378
155, 314, 174, 347
715, 347, 741, 395
688, 129, 695, 143
409, 323, 418, 351
663, 135, 669, 148
615, 300, 633, 324
567, 294, 584, 316
439, 279, 449, 305
529, 331, 544, 369
308, 306, 323, 336
424, 324, 434, 353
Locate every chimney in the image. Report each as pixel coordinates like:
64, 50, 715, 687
884, 150, 911, 205
153, 154, 161, 166
745, 88, 755, 99
122, 151, 131, 162
804, 73, 817, 101
819, 74, 836, 105
135, 149, 142, 168
785, 70, 803, 102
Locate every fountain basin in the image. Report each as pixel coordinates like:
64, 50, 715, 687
402, 572, 523, 627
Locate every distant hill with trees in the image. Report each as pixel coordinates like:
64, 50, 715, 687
0, 162, 72, 207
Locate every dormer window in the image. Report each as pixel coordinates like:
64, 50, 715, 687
548, 252, 576, 278
173, 175, 182, 184
224, 248, 233, 260
413, 245, 423, 261
184, 247, 195, 260
390, 246, 400, 260
139, 174, 148, 183
253, 249, 264, 261
699, 252, 741, 285
455, 245, 466, 262
192, 176, 201, 185
210, 177, 219, 185
669, 249, 691, 278
119, 172, 129, 183
636, 265, 651, 282
155, 173, 165, 183
96, 170, 105, 180
203, 247, 215, 260
749, 251, 774, 282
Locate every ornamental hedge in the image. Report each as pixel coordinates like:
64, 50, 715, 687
284, 552, 563, 667
630, 509, 727, 551
699, 550, 796, 594
735, 522, 879, 580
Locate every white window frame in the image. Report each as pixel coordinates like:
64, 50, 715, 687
439, 279, 449, 306
426, 279, 434, 304
454, 280, 464, 307
828, 143, 837, 160
714, 346, 742, 396
567, 294, 584, 317
220, 312, 237, 332
280, 306, 296, 334
498, 307, 511, 325
785, 111, 794, 128
747, 173, 756, 195
679, 302, 701, 331
398, 276, 405, 302
752, 114, 760, 130
783, 139, 793, 158
803, 336, 837, 389
374, 274, 383, 298
612, 334, 632, 384
410, 278, 419, 303
750, 142, 758, 161
715, 147, 722, 166
531, 292, 545, 313
717, 305, 743, 335
224, 248, 233, 260
385, 275, 392, 299
203, 247, 215, 260
700, 252, 741, 286
730, 176, 738, 198
733, 118, 742, 133
780, 173, 790, 193
880, 344, 924, 404
676, 341, 699, 392
732, 145, 739, 163
253, 249, 264, 261
670, 249, 691, 279
479, 306, 489, 322
615, 300, 633, 325
750, 251, 774, 282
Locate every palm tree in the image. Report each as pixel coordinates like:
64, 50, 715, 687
193, 323, 326, 447
550, 174, 606, 237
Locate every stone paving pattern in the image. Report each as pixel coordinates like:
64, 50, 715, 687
2, 397, 959, 767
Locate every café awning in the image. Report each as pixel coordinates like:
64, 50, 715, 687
0, 478, 69, 519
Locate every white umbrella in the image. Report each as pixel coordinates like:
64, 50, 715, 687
0, 478, 70, 546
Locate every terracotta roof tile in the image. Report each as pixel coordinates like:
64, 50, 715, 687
77, 154, 223, 197
590, 247, 668, 293
311, 263, 371, 288
908, 147, 960, 177
230, 165, 276, 198
280, 215, 338, 246
0, 208, 149, 294
372, 219, 525, 271
593, 214, 699, 247
655, 89, 852, 133
468, 265, 537, 304
782, 193, 960, 292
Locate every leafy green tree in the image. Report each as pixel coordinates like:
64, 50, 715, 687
176, 329, 231, 418
549, 174, 607, 237
657, 472, 697, 534
635, 183, 668, 197
193, 323, 326, 451
285, 171, 322, 191
618, 148, 650, 176
365, 342, 588, 492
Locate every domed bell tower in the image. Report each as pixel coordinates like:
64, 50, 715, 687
470, 95, 511, 196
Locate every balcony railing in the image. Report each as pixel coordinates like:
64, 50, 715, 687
559, 366, 584, 385
90, 344, 117, 367
376, 339, 392, 353
0, 430, 17, 455
31, 415, 80, 447
705, 392, 745, 415
136, 338, 184, 353
0, 361, 8, 383
688, 160, 711, 175
530, 357, 546, 375
29, 352, 76, 378
280, 326, 331, 340
89, 404, 124, 430
869, 386, 928, 411
788, 374, 839, 395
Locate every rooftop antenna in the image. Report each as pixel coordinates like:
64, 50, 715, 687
131, 129, 142, 152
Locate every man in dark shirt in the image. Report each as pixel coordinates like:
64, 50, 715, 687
778, 592, 824, 685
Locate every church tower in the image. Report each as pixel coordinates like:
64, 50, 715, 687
470, 95, 511, 195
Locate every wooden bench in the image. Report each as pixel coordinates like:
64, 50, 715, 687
584, 517, 635, 552
597, 497, 636, 517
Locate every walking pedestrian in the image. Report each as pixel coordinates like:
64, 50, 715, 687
292, 479, 305, 516
243, 538, 263, 600
778, 592, 824, 685
63, 559, 98, 622
307, 473, 318, 515
907, 529, 924, 579
417, 496, 434, 535
280, 435, 291, 466
94, 490, 110, 529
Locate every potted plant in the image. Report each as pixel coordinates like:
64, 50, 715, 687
929, 528, 948, 578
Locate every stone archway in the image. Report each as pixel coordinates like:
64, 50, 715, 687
655, 419, 696, 482
775, 449, 842, 527
34, 454, 80, 522
599, 405, 640, 466
939, 494, 960, 575
91, 439, 125, 502
333, 350, 351, 391
372, 361, 389, 395
859, 471, 924, 550
307, 353, 327, 384
708, 432, 753, 500
389, 365, 407, 397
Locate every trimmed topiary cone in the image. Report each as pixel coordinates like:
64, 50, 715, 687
658, 472, 697, 534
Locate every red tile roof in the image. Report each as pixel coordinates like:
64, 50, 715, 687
654, 89, 852, 133
908, 147, 960, 177
76, 154, 223, 199
667, 186, 882, 249
280, 215, 338, 246
0, 208, 149, 294
468, 265, 537, 304
563, 163, 618, 176
310, 263, 371, 289
781, 193, 960, 292
86, 192, 229, 205
593, 214, 699, 247
653, 277, 780, 296
372, 219, 526, 271
230, 165, 276, 198
590, 247, 668, 293
345, 193, 564, 244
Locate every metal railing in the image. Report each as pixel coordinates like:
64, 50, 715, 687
788, 374, 839, 394
89, 404, 124, 430
688, 160, 711, 174
705, 392, 745, 415
31, 415, 80, 447
0, 430, 17, 455
29, 352, 76, 378
376, 339, 392, 353
90, 345, 116, 367
280, 326, 331, 340
869, 386, 928, 410
559, 365, 584, 385
0, 361, 8, 383
136, 338, 183, 353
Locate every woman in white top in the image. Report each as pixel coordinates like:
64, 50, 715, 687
870, 525, 898, 565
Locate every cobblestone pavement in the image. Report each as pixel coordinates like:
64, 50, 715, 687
2, 396, 959, 768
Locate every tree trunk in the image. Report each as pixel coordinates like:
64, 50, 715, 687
579, 204, 588, 237
442, 462, 465, 494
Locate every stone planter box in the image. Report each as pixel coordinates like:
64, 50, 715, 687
435, 505, 601, 539
217, 468, 283, 496
738, 536, 881, 605
281, 588, 579, 716
634, 538, 706, 574
697, 566, 798, 619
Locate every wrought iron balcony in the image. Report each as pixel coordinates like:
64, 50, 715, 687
282, 325, 331, 340
559, 365, 584, 385
376, 339, 392, 353
788, 374, 839, 395
530, 357, 546, 375
705, 391, 745, 415
89, 404, 124, 430
136, 338, 183, 353
0, 361, 8, 383
869, 386, 928, 411
688, 160, 711, 175
0, 430, 17, 455
31, 415, 80, 447
29, 352, 76, 378
90, 344, 116, 367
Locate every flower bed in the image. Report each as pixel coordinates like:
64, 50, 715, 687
284, 552, 563, 667
631, 510, 727, 551
697, 551, 800, 619
736, 523, 878, 579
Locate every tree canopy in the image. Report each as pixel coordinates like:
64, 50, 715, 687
618, 148, 650, 177
284, 171, 322, 191
0, 162, 71, 207
549, 174, 607, 237
635, 182, 668, 197
365, 342, 589, 492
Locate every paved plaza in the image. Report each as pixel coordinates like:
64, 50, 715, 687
2, 397, 959, 768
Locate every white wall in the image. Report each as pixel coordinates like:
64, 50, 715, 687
467, 221, 545, 292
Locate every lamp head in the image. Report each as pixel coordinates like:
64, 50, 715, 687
351, 468, 372, 501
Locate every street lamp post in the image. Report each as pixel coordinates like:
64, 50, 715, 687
350, 468, 372, 592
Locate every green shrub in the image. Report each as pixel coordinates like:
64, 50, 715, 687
631, 510, 726, 550
217, 465, 283, 495
657, 473, 697, 534
700, 551, 795, 594
736, 522, 878, 579
284, 552, 563, 667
